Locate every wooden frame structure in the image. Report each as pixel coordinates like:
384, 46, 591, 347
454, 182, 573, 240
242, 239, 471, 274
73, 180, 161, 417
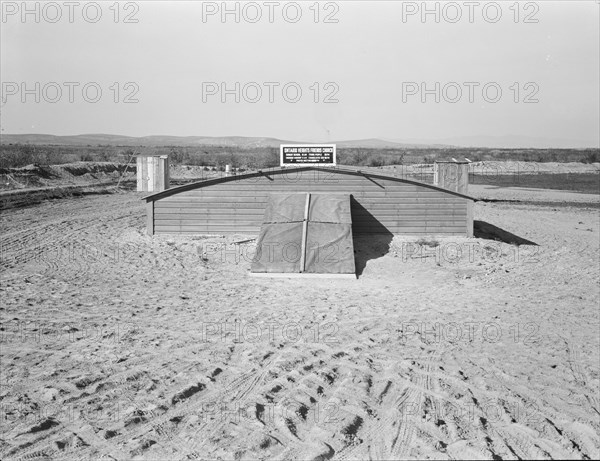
136, 154, 170, 192
433, 161, 469, 194
142, 165, 477, 237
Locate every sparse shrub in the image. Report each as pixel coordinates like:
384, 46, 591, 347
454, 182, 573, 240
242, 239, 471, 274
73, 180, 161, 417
415, 238, 440, 247
98, 151, 111, 162
257, 149, 279, 169
368, 155, 385, 167
0, 144, 37, 168
351, 151, 367, 165
582, 151, 600, 164
338, 152, 356, 166
169, 148, 186, 164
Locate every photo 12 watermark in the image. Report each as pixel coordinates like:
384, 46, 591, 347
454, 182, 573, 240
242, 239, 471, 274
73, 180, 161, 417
0, 240, 144, 272
392, 240, 541, 264
0, 320, 136, 344
200, 1, 340, 24
396, 396, 544, 443
400, 1, 540, 24
1, 1, 140, 24
201, 82, 339, 104
401, 81, 540, 104
198, 399, 341, 425
199, 239, 352, 266
201, 320, 339, 344
151, 396, 343, 455
397, 321, 542, 345
1, 81, 140, 104
1, 401, 123, 425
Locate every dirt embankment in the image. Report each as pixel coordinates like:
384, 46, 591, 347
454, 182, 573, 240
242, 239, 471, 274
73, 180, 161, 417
0, 162, 135, 190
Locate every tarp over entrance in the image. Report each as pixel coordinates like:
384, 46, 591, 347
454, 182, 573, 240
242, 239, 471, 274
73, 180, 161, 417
250, 193, 356, 277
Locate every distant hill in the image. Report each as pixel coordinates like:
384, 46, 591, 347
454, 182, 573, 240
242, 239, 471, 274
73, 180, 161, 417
333, 138, 451, 149
0, 134, 448, 149
3, 133, 597, 149
0, 134, 297, 148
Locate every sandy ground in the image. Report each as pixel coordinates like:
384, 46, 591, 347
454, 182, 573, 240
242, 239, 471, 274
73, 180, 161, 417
1, 187, 599, 460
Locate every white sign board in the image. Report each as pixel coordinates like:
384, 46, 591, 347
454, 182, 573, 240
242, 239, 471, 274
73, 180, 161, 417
280, 144, 336, 167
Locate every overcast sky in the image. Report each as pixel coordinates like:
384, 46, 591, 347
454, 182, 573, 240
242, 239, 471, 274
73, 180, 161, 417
1, 1, 599, 147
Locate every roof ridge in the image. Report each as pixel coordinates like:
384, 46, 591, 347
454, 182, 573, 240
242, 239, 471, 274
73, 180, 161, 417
142, 165, 476, 202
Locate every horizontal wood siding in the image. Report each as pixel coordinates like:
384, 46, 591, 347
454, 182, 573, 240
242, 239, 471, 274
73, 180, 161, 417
151, 170, 470, 236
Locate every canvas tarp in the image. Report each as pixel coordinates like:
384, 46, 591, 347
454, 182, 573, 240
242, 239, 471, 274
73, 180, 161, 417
250, 193, 356, 275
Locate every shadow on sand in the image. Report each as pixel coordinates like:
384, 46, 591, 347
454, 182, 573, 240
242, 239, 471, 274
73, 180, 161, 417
349, 206, 538, 277
351, 198, 394, 277
352, 234, 394, 277
474, 220, 538, 246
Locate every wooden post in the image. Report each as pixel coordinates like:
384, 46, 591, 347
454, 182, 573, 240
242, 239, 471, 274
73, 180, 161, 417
143, 156, 149, 192
136, 156, 143, 191
146, 201, 154, 236
299, 193, 310, 273
466, 200, 473, 238
155, 157, 162, 191
163, 156, 170, 189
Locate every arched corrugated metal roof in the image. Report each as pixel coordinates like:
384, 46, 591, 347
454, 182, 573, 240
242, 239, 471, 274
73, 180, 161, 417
142, 165, 477, 202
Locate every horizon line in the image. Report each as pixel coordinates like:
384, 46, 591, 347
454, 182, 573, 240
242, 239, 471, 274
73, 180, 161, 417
1, 132, 598, 150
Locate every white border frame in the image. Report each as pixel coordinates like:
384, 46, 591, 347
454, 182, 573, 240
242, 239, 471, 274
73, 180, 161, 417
280, 144, 337, 167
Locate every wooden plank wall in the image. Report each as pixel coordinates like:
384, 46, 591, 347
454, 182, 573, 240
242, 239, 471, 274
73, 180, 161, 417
150, 170, 471, 236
